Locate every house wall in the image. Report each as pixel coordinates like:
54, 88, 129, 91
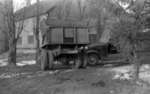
17, 18, 36, 49
16, 15, 45, 51
0, 2, 9, 54
0, 30, 8, 54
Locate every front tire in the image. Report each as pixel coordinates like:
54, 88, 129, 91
88, 54, 99, 65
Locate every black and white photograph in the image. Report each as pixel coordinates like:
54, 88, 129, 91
0, 0, 150, 94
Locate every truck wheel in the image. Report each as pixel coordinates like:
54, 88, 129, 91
88, 54, 99, 65
41, 50, 49, 71
48, 51, 54, 70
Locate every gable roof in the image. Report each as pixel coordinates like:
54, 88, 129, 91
14, 0, 56, 21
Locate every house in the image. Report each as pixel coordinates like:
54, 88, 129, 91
0, 2, 8, 54
15, 0, 56, 53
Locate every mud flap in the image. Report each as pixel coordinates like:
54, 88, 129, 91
48, 51, 54, 70
41, 50, 49, 71
74, 55, 82, 69
81, 54, 88, 68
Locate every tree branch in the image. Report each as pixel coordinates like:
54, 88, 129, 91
15, 6, 26, 41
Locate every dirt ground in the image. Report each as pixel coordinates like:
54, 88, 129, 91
0, 64, 150, 94
0, 53, 150, 94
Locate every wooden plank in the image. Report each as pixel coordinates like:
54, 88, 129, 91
51, 28, 63, 44
64, 28, 74, 37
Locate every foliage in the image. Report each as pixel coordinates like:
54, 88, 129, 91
110, 17, 140, 61
110, 0, 146, 59
110, 0, 150, 80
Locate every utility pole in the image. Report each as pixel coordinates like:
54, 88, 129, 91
35, 0, 40, 64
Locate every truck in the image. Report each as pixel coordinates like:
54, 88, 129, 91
40, 19, 117, 70
40, 19, 93, 70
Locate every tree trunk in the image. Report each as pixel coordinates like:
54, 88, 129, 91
35, 0, 40, 64
35, 32, 40, 63
96, 13, 104, 42
7, 0, 17, 66
132, 56, 140, 81
132, 45, 140, 81
96, 17, 102, 41
8, 39, 17, 66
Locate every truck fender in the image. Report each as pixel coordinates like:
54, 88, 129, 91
85, 50, 100, 57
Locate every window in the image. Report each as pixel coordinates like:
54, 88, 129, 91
64, 28, 74, 38
64, 28, 75, 43
17, 37, 22, 45
28, 35, 34, 44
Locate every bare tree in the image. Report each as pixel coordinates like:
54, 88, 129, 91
64, 0, 71, 19
3, 0, 26, 66
87, 0, 112, 42
5, 0, 17, 66
77, 0, 87, 20
55, 0, 67, 20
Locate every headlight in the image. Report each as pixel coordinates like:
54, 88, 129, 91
80, 46, 84, 49
84, 46, 88, 50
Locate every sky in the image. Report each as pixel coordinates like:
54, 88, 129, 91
14, 0, 37, 11
0, 0, 39, 11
